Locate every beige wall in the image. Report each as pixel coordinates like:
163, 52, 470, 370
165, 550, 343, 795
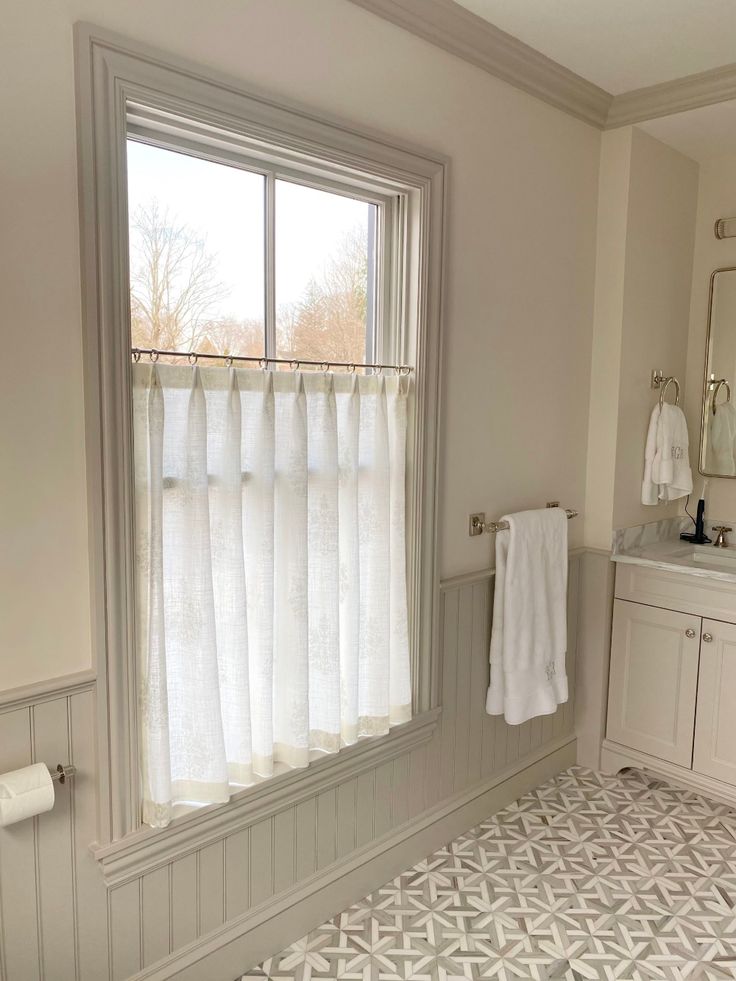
584, 128, 632, 548
684, 153, 736, 516
585, 127, 698, 548
0, 0, 601, 690
612, 129, 699, 529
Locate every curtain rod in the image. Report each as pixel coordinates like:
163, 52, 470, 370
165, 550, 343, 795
131, 348, 413, 374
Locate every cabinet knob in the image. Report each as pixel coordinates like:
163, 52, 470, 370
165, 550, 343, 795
685, 628, 696, 638
703, 632, 713, 643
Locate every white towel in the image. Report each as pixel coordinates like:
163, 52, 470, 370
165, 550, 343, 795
641, 402, 693, 504
485, 508, 568, 725
641, 404, 661, 505
652, 402, 692, 502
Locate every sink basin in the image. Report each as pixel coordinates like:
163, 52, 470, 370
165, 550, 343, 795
690, 544, 736, 569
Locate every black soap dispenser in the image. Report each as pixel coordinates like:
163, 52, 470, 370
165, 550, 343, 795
680, 481, 712, 544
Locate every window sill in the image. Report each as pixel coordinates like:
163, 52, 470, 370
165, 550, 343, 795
91, 707, 440, 887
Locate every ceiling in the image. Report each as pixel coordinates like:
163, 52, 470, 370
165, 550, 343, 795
640, 101, 736, 163
454, 0, 736, 95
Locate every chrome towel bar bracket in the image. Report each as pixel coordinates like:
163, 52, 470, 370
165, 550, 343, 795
469, 503, 579, 537
49, 764, 76, 784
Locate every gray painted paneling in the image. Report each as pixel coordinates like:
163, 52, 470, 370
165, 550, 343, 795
110, 880, 142, 981
198, 840, 225, 936
170, 853, 198, 951
273, 809, 295, 895
142, 867, 171, 967
0, 556, 582, 980
224, 828, 250, 921
294, 798, 317, 881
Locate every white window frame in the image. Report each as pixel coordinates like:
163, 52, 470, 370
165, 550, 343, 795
74, 23, 446, 860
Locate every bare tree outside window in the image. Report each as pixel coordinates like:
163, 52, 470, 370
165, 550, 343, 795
128, 193, 374, 365
129, 201, 264, 357
278, 225, 369, 363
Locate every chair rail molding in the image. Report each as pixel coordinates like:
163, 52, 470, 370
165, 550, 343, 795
346, 0, 611, 128
0, 670, 97, 713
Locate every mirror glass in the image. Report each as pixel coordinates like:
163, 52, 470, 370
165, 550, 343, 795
701, 268, 736, 476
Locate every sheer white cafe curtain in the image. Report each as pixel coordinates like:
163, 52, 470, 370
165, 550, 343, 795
133, 363, 412, 828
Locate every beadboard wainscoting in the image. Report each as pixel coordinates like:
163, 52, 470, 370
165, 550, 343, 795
0, 552, 585, 981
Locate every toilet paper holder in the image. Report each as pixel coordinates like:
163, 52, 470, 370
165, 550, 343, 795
50, 763, 76, 785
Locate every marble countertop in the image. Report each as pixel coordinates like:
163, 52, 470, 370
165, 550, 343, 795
612, 538, 736, 583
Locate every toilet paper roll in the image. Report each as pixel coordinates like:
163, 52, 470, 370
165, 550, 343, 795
0, 763, 55, 827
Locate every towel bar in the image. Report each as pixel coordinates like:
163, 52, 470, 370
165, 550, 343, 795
469, 504, 578, 536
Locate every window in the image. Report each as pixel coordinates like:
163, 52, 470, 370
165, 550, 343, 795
128, 134, 414, 828
126, 140, 383, 365
76, 25, 444, 846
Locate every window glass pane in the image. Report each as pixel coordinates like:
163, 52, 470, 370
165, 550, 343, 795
275, 179, 376, 363
126, 141, 266, 357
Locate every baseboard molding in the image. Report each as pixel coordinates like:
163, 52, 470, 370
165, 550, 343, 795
132, 734, 576, 981
601, 738, 736, 808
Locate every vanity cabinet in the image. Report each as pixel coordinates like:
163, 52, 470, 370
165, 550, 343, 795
604, 561, 736, 805
693, 619, 736, 783
607, 601, 700, 767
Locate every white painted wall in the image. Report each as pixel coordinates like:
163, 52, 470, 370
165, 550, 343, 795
584, 127, 698, 548
0, 0, 601, 690
684, 153, 736, 516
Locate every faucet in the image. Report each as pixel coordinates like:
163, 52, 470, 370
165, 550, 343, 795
713, 525, 732, 548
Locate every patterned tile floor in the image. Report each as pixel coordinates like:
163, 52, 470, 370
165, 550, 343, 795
240, 766, 736, 981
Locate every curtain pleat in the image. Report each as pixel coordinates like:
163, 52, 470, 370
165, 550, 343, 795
134, 364, 412, 827
337, 377, 361, 743
244, 372, 275, 777
272, 375, 309, 766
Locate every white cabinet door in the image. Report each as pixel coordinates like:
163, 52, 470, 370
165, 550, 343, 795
607, 600, 700, 766
693, 618, 736, 785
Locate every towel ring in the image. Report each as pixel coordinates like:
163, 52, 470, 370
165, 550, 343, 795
711, 378, 732, 415
658, 376, 680, 408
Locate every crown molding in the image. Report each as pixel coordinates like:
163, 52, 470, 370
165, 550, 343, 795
348, 0, 736, 134
346, 0, 611, 128
607, 61, 736, 128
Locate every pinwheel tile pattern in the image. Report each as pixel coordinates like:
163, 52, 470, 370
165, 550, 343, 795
240, 766, 736, 981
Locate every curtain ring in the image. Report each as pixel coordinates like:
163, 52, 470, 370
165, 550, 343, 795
259, 358, 267, 370
132, 349, 141, 363
321, 361, 330, 372
225, 356, 233, 368
375, 365, 383, 376
188, 352, 198, 365
347, 363, 355, 374
401, 365, 411, 375
290, 360, 300, 371
150, 349, 159, 363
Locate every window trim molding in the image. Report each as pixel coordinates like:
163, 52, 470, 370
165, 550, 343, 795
74, 22, 446, 846
92, 707, 440, 886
